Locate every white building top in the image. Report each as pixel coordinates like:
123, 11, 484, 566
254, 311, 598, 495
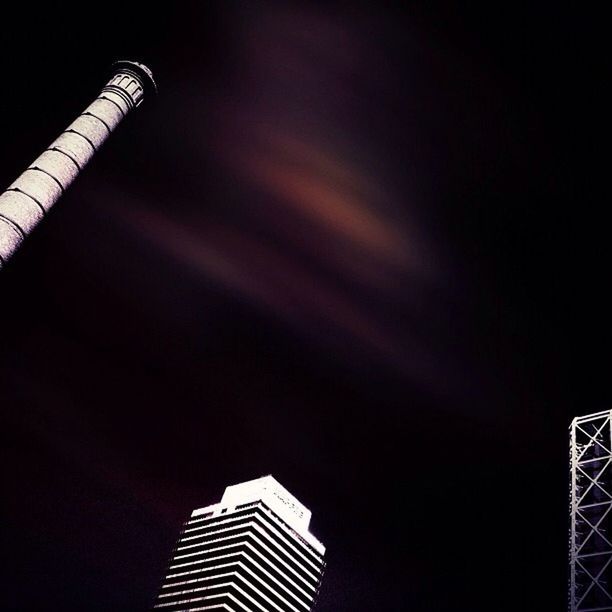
192, 475, 325, 554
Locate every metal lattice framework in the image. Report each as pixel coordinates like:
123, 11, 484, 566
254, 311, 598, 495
570, 409, 612, 612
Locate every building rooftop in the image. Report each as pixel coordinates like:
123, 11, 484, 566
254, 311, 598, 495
192, 475, 325, 554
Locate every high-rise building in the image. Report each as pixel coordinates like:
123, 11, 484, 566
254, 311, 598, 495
153, 476, 326, 612
569, 409, 612, 612
0, 60, 156, 268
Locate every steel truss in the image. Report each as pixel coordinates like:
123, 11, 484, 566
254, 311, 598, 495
570, 409, 612, 611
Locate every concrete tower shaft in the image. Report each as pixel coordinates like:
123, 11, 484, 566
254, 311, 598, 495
0, 60, 156, 268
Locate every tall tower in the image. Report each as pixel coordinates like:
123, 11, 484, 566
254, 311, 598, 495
154, 476, 326, 612
569, 409, 612, 612
0, 60, 156, 268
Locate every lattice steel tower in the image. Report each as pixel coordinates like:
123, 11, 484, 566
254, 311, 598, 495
0, 60, 156, 268
569, 409, 612, 611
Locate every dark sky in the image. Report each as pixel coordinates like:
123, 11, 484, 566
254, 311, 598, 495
0, 3, 609, 611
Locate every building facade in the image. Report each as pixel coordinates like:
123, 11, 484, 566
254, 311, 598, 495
569, 409, 612, 612
153, 476, 326, 612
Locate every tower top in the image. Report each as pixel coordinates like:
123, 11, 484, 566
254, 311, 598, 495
192, 475, 325, 553
113, 60, 157, 97
221, 475, 312, 532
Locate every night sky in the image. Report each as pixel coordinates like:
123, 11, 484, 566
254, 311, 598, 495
0, 3, 609, 611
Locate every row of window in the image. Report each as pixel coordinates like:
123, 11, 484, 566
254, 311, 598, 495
184, 502, 324, 566
155, 572, 309, 612
161, 548, 314, 609
173, 523, 320, 588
